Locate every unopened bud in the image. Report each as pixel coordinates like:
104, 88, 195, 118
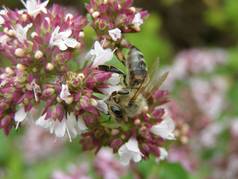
15, 48, 25, 57
79, 31, 84, 38
57, 96, 63, 103
65, 97, 74, 104
32, 67, 37, 72
117, 4, 121, 10
21, 14, 28, 21
133, 25, 141, 32
134, 119, 141, 125
34, 50, 43, 59
31, 32, 38, 38
16, 64, 26, 71
129, 7, 136, 13
77, 73, 85, 80
5, 67, 14, 75
181, 136, 188, 144
181, 124, 189, 134
7, 29, 15, 36
89, 8, 94, 13
76, 42, 81, 48
90, 99, 98, 106
3, 27, 8, 34
46, 63, 54, 71
92, 11, 100, 18
111, 129, 119, 136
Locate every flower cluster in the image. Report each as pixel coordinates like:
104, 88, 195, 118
0, 0, 174, 165
86, 0, 148, 34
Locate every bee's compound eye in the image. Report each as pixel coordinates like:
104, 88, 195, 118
110, 105, 123, 119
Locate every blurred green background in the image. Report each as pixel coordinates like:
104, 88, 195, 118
1, 0, 238, 179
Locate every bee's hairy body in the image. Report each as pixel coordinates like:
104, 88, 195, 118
107, 47, 149, 120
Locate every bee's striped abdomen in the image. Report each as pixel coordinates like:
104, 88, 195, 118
127, 47, 148, 88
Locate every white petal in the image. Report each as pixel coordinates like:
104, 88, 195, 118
96, 100, 108, 113
35, 113, 51, 128
132, 13, 143, 26
59, 29, 72, 39
94, 41, 104, 53
64, 38, 79, 48
54, 121, 66, 138
107, 73, 121, 85
132, 152, 142, 163
159, 147, 168, 160
126, 138, 141, 153
100, 85, 122, 96
118, 138, 142, 165
58, 42, 68, 51
108, 28, 122, 41
60, 84, 71, 101
150, 117, 176, 140
14, 107, 27, 122
118, 145, 131, 165
77, 118, 88, 133
66, 113, 78, 137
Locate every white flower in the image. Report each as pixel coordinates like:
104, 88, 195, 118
89, 41, 113, 67
36, 113, 87, 141
132, 13, 143, 27
20, 0, 49, 17
118, 138, 143, 165
49, 26, 79, 51
158, 147, 168, 161
150, 116, 175, 140
108, 28, 122, 41
15, 23, 33, 43
14, 107, 28, 129
59, 84, 71, 101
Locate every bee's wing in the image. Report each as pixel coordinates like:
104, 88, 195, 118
143, 58, 169, 99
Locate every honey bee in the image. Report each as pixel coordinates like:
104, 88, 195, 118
101, 47, 168, 121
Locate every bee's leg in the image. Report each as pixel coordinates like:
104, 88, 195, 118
98, 65, 128, 86
98, 65, 124, 75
